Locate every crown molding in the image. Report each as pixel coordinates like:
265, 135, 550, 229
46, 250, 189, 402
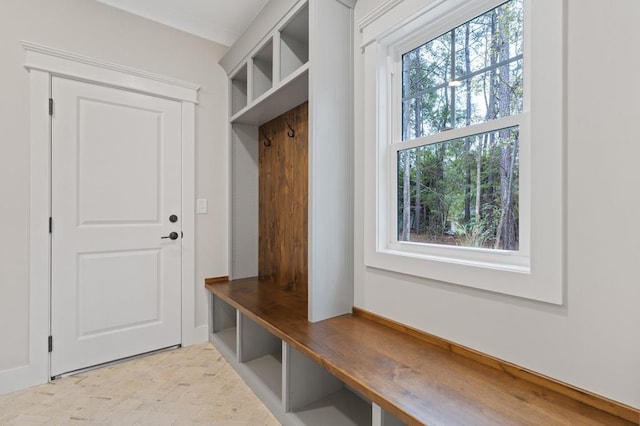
357, 0, 404, 31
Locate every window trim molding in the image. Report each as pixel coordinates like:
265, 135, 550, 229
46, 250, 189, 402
362, 0, 565, 304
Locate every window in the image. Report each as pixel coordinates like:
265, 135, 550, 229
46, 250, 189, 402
397, 126, 520, 249
361, 0, 565, 303
397, 1, 523, 251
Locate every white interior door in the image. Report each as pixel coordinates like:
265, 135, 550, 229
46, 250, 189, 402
51, 76, 182, 376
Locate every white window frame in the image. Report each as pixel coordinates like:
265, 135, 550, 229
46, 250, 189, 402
361, 0, 565, 304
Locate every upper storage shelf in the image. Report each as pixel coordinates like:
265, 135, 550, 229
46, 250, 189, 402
252, 39, 273, 100
280, 3, 309, 81
231, 64, 308, 126
229, 2, 310, 126
230, 64, 247, 116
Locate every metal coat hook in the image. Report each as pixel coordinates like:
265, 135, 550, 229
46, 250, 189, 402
262, 130, 272, 147
285, 118, 296, 138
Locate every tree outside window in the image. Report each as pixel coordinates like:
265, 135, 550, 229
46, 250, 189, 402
397, 0, 523, 251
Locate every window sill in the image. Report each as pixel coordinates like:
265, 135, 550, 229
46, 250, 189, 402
383, 244, 530, 274
365, 245, 561, 304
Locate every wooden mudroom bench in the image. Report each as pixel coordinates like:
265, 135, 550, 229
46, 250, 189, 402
205, 277, 638, 426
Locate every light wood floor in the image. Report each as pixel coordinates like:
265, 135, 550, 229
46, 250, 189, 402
0, 343, 280, 425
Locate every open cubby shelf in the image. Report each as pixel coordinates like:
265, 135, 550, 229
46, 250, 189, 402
211, 327, 236, 356
252, 39, 274, 100
280, 3, 309, 81
210, 293, 238, 358
293, 388, 372, 426
238, 312, 283, 401
245, 353, 282, 399
230, 64, 248, 116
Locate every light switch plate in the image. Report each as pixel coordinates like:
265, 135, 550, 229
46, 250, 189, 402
196, 198, 208, 214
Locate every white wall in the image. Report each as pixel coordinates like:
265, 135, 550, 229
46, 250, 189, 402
0, 0, 228, 386
353, 0, 640, 409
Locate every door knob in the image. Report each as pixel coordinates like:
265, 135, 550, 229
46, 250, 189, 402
161, 232, 179, 240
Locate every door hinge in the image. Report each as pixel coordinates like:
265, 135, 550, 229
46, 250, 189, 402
49, 98, 54, 116
48, 336, 53, 353
49, 217, 52, 234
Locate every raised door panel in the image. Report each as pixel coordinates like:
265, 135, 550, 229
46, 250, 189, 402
51, 77, 182, 376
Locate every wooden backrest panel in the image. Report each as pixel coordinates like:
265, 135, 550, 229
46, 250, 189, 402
258, 102, 308, 295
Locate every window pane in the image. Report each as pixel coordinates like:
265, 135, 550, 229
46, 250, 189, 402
454, 1, 523, 77
453, 58, 523, 126
402, 32, 451, 99
402, 0, 523, 141
402, 87, 451, 139
397, 126, 519, 250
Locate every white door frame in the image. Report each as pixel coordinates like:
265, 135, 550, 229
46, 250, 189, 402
19, 41, 200, 391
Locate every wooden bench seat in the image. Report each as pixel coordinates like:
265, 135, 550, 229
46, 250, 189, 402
206, 277, 638, 426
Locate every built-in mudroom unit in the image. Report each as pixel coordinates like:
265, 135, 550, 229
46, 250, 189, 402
207, 0, 374, 424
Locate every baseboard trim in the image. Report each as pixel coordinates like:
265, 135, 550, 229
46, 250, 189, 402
0, 364, 47, 395
190, 324, 210, 345
352, 307, 639, 424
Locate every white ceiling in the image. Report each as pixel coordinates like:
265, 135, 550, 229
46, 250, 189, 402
95, 0, 269, 46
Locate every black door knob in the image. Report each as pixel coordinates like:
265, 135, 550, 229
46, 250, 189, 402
161, 232, 179, 240
169, 215, 178, 223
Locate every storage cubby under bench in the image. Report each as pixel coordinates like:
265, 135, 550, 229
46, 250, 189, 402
205, 277, 636, 426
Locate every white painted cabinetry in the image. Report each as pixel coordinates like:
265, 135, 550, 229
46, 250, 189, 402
209, 1, 405, 424
224, 0, 354, 323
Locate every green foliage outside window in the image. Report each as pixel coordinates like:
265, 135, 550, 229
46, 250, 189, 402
398, 0, 523, 250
